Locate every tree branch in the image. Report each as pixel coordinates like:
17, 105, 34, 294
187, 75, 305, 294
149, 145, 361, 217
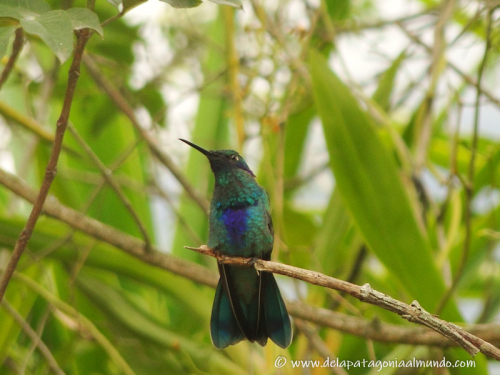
0, 168, 217, 288
0, 28, 24, 90
0, 30, 91, 303
286, 302, 500, 347
67, 124, 153, 251
2, 167, 500, 354
82, 54, 210, 214
186, 245, 500, 360
435, 7, 495, 315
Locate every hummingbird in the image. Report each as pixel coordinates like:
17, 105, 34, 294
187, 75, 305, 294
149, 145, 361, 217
180, 139, 292, 349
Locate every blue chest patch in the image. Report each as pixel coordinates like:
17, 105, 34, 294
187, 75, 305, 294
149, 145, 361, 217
220, 207, 248, 247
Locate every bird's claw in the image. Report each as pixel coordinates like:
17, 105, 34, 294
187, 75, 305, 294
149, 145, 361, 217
246, 257, 258, 267
213, 248, 225, 263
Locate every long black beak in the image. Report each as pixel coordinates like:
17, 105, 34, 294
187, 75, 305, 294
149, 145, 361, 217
179, 139, 213, 157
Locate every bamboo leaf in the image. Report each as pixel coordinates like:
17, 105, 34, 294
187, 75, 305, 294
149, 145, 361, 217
77, 276, 244, 374
372, 50, 406, 112
172, 10, 229, 261
309, 49, 460, 319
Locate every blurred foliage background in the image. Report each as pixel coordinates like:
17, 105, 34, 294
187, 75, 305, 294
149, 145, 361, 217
0, 0, 499, 373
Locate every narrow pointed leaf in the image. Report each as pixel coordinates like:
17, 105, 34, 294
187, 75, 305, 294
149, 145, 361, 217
309, 49, 460, 319
372, 50, 406, 112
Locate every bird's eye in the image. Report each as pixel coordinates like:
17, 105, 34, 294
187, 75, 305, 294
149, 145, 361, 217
230, 155, 239, 161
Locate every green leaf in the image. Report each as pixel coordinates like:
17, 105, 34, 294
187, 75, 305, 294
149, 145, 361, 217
309, 49, 460, 320
159, 0, 202, 8
123, 0, 147, 11
315, 189, 359, 278
208, 0, 242, 8
77, 276, 244, 374
326, 0, 350, 21
372, 49, 406, 112
105, 0, 122, 9
135, 83, 165, 120
284, 104, 314, 179
0, 5, 24, 21
0, 26, 15, 60
20, 10, 74, 62
2, 0, 50, 16
172, 10, 229, 261
66, 8, 103, 37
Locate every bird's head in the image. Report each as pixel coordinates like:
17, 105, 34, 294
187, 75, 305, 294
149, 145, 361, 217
179, 139, 255, 177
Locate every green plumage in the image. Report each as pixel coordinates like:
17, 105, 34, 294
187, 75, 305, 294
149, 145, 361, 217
180, 139, 292, 349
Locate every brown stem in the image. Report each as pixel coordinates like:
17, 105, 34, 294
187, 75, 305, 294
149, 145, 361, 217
0, 28, 24, 90
187, 245, 500, 360
68, 124, 153, 251
435, 7, 495, 315
82, 54, 210, 214
2, 167, 500, 353
0, 30, 91, 303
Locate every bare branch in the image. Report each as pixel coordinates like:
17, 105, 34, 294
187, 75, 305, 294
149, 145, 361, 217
397, 20, 500, 108
68, 124, 153, 251
82, 54, 210, 214
0, 168, 217, 288
435, 7, 495, 314
0, 30, 92, 303
186, 245, 500, 360
286, 302, 500, 347
2, 167, 500, 353
0, 28, 24, 90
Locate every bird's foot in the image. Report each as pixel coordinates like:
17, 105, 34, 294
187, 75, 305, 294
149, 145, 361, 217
246, 257, 258, 267
213, 248, 226, 263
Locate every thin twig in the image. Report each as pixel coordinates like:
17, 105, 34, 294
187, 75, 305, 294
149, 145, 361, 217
223, 7, 245, 149
82, 54, 210, 214
0, 28, 24, 90
19, 308, 50, 375
1, 299, 66, 375
7, 271, 136, 375
0, 100, 80, 156
0, 30, 91, 304
334, 8, 438, 34
2, 168, 500, 351
397, 21, 500, 108
0, 168, 217, 287
435, 7, 495, 315
287, 300, 500, 348
68, 124, 153, 251
24, 140, 142, 267
186, 245, 500, 360
415, 0, 455, 171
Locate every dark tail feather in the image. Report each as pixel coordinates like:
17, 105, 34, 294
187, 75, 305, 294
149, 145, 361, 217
261, 272, 292, 348
210, 279, 245, 349
211, 264, 292, 349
